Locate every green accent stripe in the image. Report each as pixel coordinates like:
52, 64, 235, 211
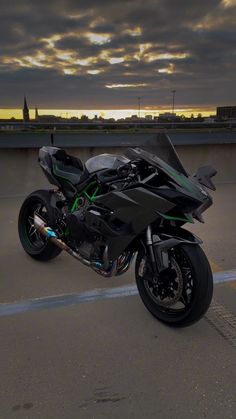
160, 213, 194, 223
165, 166, 193, 193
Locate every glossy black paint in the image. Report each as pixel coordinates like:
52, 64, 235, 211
93, 187, 174, 259
37, 136, 216, 263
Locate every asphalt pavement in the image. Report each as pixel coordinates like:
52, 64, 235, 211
0, 184, 236, 419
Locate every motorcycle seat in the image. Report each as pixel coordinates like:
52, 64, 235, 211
52, 149, 88, 185
39, 146, 88, 186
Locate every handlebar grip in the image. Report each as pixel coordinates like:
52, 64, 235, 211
117, 163, 131, 177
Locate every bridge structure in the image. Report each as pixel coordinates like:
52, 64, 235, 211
0, 130, 236, 418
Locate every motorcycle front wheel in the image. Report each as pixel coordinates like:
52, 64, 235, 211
135, 244, 213, 327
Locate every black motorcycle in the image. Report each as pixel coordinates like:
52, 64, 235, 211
18, 134, 217, 327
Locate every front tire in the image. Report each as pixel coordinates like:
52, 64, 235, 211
136, 244, 213, 327
18, 190, 62, 261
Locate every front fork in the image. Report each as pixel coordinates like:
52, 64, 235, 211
145, 224, 202, 276
145, 225, 178, 286
146, 225, 169, 280
146, 226, 159, 274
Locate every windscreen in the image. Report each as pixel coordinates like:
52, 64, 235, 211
85, 154, 130, 173
140, 134, 188, 176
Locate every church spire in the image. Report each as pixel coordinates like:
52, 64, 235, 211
23, 96, 29, 122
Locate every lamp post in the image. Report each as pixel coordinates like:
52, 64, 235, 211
171, 90, 176, 114
138, 96, 141, 119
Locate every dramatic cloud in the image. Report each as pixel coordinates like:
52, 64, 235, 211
0, 0, 236, 110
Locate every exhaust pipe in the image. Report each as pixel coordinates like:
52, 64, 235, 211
34, 214, 91, 266
34, 214, 117, 277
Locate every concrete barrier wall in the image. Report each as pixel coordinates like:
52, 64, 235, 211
1, 144, 236, 197
1, 130, 236, 148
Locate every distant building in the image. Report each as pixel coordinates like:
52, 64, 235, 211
217, 106, 236, 120
37, 115, 62, 122
80, 115, 89, 121
23, 96, 29, 122
124, 115, 138, 121
158, 112, 180, 122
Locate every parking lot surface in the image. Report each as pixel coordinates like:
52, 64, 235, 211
0, 184, 236, 419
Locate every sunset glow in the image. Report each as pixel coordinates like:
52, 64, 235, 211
0, 108, 215, 121
0, 1, 235, 112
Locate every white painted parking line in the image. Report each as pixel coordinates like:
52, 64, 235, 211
213, 269, 236, 284
0, 270, 235, 317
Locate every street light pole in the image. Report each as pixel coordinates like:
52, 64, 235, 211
138, 96, 141, 119
172, 90, 176, 114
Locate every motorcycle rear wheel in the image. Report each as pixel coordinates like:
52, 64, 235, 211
18, 190, 62, 261
135, 244, 213, 327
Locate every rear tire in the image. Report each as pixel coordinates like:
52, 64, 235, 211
136, 244, 213, 327
18, 190, 62, 261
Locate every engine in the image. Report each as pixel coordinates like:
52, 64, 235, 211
66, 207, 105, 262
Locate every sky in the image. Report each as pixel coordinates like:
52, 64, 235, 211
0, 0, 236, 115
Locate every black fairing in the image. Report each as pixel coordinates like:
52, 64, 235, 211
150, 188, 201, 212
89, 187, 174, 259
38, 135, 215, 264
39, 147, 61, 188
126, 133, 188, 176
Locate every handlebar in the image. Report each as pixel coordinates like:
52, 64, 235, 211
117, 163, 132, 177
96, 163, 133, 184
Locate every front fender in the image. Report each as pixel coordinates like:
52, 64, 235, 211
156, 227, 202, 244
153, 227, 202, 271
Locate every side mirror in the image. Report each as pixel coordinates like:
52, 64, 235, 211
194, 165, 217, 191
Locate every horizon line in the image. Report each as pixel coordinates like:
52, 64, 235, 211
0, 106, 217, 120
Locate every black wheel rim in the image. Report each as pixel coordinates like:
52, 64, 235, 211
24, 201, 48, 250
142, 247, 195, 315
